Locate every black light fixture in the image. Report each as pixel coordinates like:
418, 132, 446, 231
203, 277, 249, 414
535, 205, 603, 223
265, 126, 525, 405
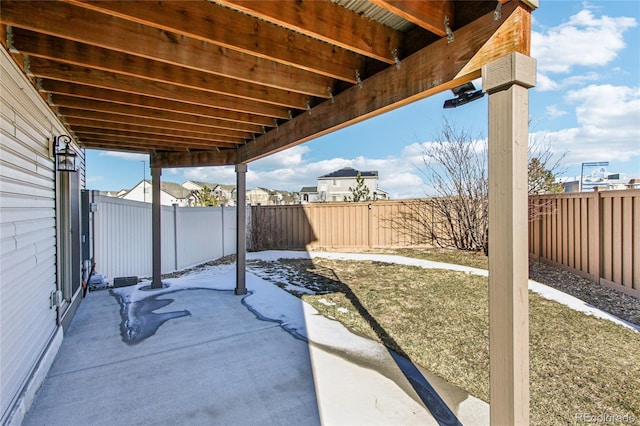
54, 135, 78, 172
443, 82, 485, 108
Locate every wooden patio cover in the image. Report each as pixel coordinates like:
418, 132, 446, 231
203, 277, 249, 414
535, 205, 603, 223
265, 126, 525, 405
1, 0, 532, 168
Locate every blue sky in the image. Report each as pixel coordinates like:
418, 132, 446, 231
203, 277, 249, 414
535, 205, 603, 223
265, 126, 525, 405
86, 0, 640, 199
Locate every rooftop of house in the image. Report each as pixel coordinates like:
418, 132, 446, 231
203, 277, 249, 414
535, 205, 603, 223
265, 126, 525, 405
160, 181, 194, 199
319, 167, 378, 179
300, 186, 318, 193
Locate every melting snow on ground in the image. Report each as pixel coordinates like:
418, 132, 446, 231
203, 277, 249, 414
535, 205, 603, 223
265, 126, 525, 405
113, 251, 638, 346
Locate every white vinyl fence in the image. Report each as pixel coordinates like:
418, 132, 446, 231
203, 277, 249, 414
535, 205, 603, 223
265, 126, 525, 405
92, 194, 238, 281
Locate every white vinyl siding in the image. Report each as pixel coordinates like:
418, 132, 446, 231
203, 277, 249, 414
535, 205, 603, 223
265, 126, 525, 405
0, 47, 83, 423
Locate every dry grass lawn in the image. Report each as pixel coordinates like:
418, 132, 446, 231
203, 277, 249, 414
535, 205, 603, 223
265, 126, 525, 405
249, 255, 640, 426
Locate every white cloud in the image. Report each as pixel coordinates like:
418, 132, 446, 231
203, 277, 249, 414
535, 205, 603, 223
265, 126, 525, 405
183, 165, 236, 184
251, 145, 309, 169
179, 146, 431, 199
545, 105, 568, 119
532, 9, 637, 91
533, 10, 636, 73
534, 84, 640, 165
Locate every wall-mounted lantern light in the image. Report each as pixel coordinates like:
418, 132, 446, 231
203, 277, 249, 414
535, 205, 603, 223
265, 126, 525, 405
53, 135, 78, 172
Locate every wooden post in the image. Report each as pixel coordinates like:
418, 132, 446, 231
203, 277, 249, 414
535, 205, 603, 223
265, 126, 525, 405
151, 166, 163, 289
235, 163, 247, 295
483, 52, 536, 426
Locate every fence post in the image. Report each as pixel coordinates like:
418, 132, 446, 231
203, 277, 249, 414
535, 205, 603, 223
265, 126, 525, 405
173, 203, 179, 271
590, 190, 601, 284
536, 197, 543, 261
367, 203, 372, 248
221, 205, 225, 257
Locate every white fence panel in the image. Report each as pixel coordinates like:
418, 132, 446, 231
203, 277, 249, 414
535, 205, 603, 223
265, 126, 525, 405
93, 195, 237, 281
94, 196, 152, 279
176, 206, 223, 269
223, 205, 237, 256
161, 205, 176, 273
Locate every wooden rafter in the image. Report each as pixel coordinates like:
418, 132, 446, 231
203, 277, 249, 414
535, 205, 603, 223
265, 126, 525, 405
43, 83, 275, 128
1, 1, 335, 96
12, 28, 310, 110
213, 0, 403, 64
74, 127, 240, 148
66, 0, 364, 82
65, 118, 246, 145
153, 1, 529, 168
369, 0, 454, 37
51, 95, 263, 134
59, 108, 252, 139
26, 57, 290, 119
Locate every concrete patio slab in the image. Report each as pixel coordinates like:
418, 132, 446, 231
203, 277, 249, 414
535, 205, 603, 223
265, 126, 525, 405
22, 261, 489, 425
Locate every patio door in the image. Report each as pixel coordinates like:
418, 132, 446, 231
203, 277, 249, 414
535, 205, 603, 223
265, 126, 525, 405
58, 171, 81, 309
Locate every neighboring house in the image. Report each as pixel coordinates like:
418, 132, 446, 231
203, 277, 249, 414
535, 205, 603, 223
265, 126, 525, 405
1, 48, 87, 424
300, 186, 319, 203
312, 167, 389, 202
272, 189, 300, 205
246, 187, 270, 206
99, 189, 126, 198
181, 180, 236, 206
246, 188, 298, 205
121, 180, 195, 206
214, 184, 237, 206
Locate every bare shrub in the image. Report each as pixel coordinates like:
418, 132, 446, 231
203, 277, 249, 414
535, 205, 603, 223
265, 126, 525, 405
248, 207, 283, 251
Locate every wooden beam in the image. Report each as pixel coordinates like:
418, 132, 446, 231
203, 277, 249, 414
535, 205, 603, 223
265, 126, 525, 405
78, 136, 205, 152
456, 2, 532, 78
369, 0, 454, 37
151, 149, 238, 168
11, 28, 311, 109
28, 57, 289, 118
66, 117, 246, 144
73, 129, 240, 149
59, 107, 252, 139
1, 1, 335, 95
214, 0, 402, 64
67, 0, 362, 83
52, 95, 263, 134
237, 1, 527, 163
45, 85, 272, 129
80, 138, 153, 154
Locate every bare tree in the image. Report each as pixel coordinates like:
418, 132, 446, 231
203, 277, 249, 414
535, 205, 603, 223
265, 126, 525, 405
528, 134, 566, 195
527, 134, 567, 222
384, 118, 566, 254
383, 120, 488, 252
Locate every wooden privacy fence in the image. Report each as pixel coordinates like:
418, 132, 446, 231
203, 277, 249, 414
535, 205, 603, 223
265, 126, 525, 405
252, 190, 640, 298
529, 189, 639, 299
250, 200, 433, 250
